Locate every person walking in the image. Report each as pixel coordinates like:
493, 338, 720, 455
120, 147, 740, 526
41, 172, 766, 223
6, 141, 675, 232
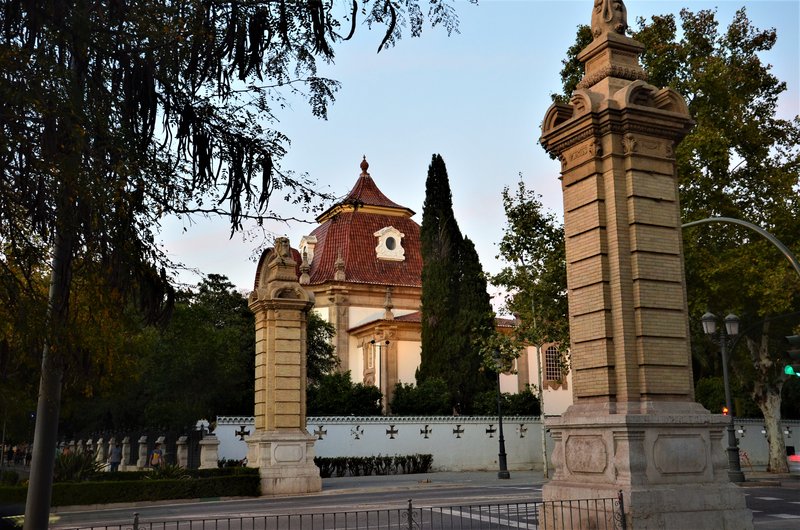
149, 443, 164, 469
108, 443, 122, 472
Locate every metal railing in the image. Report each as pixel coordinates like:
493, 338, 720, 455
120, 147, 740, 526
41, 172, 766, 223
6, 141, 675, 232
60, 494, 625, 530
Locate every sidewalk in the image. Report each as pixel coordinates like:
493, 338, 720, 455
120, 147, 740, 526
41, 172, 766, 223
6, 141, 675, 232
319, 469, 549, 495
318, 468, 800, 494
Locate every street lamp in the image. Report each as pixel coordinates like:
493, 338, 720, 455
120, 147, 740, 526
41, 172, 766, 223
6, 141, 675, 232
701, 312, 745, 483
492, 351, 510, 480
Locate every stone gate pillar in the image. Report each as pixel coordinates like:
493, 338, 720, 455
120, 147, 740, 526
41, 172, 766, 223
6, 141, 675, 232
246, 238, 321, 495
538, 2, 751, 528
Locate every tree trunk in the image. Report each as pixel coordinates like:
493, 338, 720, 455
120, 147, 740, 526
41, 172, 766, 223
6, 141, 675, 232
757, 389, 788, 473
23, 226, 73, 529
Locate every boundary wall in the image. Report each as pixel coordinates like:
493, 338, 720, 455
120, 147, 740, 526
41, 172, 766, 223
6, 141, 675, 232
215, 416, 800, 471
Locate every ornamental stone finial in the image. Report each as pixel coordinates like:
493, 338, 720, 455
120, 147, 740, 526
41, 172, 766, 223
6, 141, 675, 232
591, 0, 628, 39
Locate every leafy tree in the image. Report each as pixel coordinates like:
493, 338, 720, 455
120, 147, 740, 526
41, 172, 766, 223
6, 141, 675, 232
418, 154, 493, 413
307, 311, 339, 385
307, 371, 382, 416
558, 8, 800, 472
635, 7, 800, 474
389, 378, 451, 415
0, 1, 463, 523
473, 386, 540, 417
492, 178, 568, 351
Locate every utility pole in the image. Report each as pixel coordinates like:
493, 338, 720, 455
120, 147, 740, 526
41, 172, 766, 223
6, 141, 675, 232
532, 299, 548, 479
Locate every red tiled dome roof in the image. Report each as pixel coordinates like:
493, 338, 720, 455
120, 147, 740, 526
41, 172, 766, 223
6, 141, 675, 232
305, 158, 422, 287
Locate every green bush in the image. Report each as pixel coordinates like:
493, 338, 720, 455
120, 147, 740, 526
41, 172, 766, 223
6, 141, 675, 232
313, 454, 433, 477
0, 472, 260, 506
307, 371, 383, 416
53, 451, 104, 482
0, 485, 26, 504
0, 470, 19, 486
53, 475, 259, 505
390, 378, 451, 415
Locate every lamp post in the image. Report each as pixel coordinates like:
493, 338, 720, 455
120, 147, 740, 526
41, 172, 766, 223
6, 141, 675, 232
701, 312, 746, 483
492, 351, 510, 479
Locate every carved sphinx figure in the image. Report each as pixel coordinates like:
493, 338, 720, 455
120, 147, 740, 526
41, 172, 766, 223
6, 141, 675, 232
591, 0, 628, 38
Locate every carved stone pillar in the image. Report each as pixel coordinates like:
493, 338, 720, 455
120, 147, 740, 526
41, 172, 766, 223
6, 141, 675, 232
136, 436, 147, 470
539, 2, 751, 528
176, 436, 189, 468
247, 238, 321, 495
327, 288, 350, 372
199, 434, 220, 469
121, 436, 131, 471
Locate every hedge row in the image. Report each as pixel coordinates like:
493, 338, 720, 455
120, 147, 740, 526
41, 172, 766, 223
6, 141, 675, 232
314, 454, 433, 478
0, 474, 260, 506
86, 466, 258, 482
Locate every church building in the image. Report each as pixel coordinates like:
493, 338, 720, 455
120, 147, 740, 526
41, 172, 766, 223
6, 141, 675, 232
295, 157, 572, 415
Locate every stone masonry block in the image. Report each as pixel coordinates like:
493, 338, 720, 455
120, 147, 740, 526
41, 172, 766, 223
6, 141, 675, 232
628, 196, 679, 227
561, 157, 603, 187
564, 174, 604, 212
636, 337, 691, 366
628, 172, 678, 202
567, 228, 607, 263
631, 253, 683, 282
565, 201, 606, 238
274, 415, 301, 429
572, 339, 615, 369
635, 308, 688, 338
573, 367, 614, 398
274, 351, 300, 365
274, 339, 300, 352
570, 283, 610, 316
638, 365, 692, 395
276, 377, 302, 390
630, 224, 680, 254
624, 153, 676, 175
568, 255, 608, 289
570, 311, 612, 343
633, 280, 685, 310
276, 364, 301, 378
275, 389, 301, 403
276, 326, 302, 340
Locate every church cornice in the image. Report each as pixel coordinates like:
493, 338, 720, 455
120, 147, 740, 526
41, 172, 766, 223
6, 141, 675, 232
316, 202, 414, 223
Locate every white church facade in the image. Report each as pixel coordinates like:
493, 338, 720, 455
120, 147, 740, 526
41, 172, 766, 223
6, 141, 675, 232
292, 157, 572, 415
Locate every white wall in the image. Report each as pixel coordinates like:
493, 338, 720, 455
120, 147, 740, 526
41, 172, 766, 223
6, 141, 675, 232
218, 415, 550, 471
217, 416, 800, 471
397, 340, 421, 385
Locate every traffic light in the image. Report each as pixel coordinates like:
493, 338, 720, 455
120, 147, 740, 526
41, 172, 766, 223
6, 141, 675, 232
784, 335, 800, 377
722, 406, 729, 416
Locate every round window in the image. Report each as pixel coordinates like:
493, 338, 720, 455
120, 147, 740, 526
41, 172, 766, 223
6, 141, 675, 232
385, 237, 396, 250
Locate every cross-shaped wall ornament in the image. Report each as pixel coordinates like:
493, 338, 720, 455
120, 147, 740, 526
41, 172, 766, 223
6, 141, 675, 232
386, 425, 399, 439
453, 425, 464, 439
420, 425, 432, 439
485, 424, 497, 438
517, 424, 528, 438
351, 426, 364, 440
313, 425, 327, 440
235, 426, 250, 441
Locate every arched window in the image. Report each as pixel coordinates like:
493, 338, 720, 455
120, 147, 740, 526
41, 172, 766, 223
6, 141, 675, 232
544, 345, 561, 382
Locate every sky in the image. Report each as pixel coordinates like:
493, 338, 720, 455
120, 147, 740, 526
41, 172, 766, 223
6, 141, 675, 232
158, 0, 800, 295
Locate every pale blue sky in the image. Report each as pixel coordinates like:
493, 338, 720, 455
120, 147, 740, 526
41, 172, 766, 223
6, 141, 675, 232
160, 0, 800, 294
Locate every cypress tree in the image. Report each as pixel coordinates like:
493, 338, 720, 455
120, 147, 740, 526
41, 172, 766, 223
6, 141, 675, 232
419, 154, 462, 388
454, 237, 496, 412
419, 154, 494, 413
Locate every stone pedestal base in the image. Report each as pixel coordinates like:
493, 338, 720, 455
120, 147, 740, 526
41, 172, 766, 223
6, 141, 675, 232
543, 402, 752, 530
246, 430, 321, 495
